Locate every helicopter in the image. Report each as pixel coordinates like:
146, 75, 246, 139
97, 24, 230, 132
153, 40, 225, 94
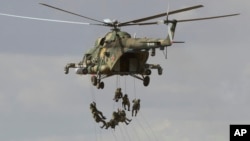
0, 3, 239, 89
40, 4, 239, 89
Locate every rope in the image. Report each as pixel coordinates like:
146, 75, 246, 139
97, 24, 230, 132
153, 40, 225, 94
116, 75, 118, 88
89, 76, 96, 102
130, 121, 141, 141
92, 118, 98, 141
113, 100, 121, 112
124, 76, 127, 94
121, 124, 132, 141
91, 85, 96, 102
112, 130, 118, 141
97, 127, 103, 141
135, 117, 152, 141
133, 78, 137, 99
89, 76, 105, 141
139, 111, 159, 141
116, 75, 121, 88
118, 125, 126, 141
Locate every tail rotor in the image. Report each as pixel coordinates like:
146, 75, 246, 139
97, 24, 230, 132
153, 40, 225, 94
165, 1, 174, 44
164, 2, 171, 59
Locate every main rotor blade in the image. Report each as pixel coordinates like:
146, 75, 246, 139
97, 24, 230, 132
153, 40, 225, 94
119, 5, 203, 26
0, 12, 94, 25
40, 3, 105, 24
124, 22, 159, 26
129, 13, 240, 25
177, 13, 240, 22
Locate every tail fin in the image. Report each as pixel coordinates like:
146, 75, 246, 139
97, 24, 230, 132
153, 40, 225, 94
165, 20, 177, 45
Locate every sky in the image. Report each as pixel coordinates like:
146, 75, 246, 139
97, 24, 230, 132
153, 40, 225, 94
0, 0, 249, 141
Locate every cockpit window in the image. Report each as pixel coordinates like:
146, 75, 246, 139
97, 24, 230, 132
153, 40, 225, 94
95, 37, 106, 46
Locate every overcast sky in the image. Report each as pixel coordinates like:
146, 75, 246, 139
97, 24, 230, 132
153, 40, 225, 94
0, 0, 249, 141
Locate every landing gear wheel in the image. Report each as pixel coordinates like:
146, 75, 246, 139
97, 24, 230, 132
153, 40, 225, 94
145, 69, 151, 75
97, 82, 104, 89
143, 76, 150, 87
100, 82, 104, 89
158, 67, 163, 75
91, 76, 97, 86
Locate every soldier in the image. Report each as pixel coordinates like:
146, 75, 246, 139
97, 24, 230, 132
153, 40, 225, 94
132, 99, 140, 117
113, 88, 123, 102
104, 119, 117, 129
90, 102, 106, 119
104, 111, 119, 129
90, 102, 107, 128
104, 109, 132, 129
93, 112, 107, 128
122, 94, 130, 111
118, 109, 132, 125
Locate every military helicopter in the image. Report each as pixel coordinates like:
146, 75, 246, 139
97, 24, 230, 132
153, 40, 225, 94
0, 3, 239, 89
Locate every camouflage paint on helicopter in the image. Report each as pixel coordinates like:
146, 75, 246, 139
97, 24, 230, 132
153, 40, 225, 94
66, 21, 177, 89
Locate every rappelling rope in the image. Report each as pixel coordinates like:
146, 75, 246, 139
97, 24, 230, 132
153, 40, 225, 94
112, 130, 118, 141
121, 124, 132, 141
94, 124, 104, 141
116, 75, 121, 88
131, 120, 141, 141
90, 84, 96, 102
124, 76, 127, 94
88, 76, 96, 102
133, 77, 137, 99
91, 114, 98, 141
98, 128, 103, 141
88, 75, 107, 141
138, 111, 159, 141
118, 125, 126, 141
135, 117, 152, 141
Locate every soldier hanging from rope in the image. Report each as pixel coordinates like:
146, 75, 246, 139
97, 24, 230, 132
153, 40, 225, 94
122, 94, 130, 111
90, 102, 107, 128
132, 99, 140, 117
113, 88, 123, 102
104, 109, 132, 129
104, 111, 119, 129
118, 109, 132, 125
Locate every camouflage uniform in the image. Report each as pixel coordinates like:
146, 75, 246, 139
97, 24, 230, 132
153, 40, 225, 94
105, 119, 118, 129
122, 94, 130, 111
132, 99, 140, 117
105, 111, 119, 129
118, 109, 132, 125
113, 88, 123, 102
104, 109, 131, 129
90, 102, 106, 128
